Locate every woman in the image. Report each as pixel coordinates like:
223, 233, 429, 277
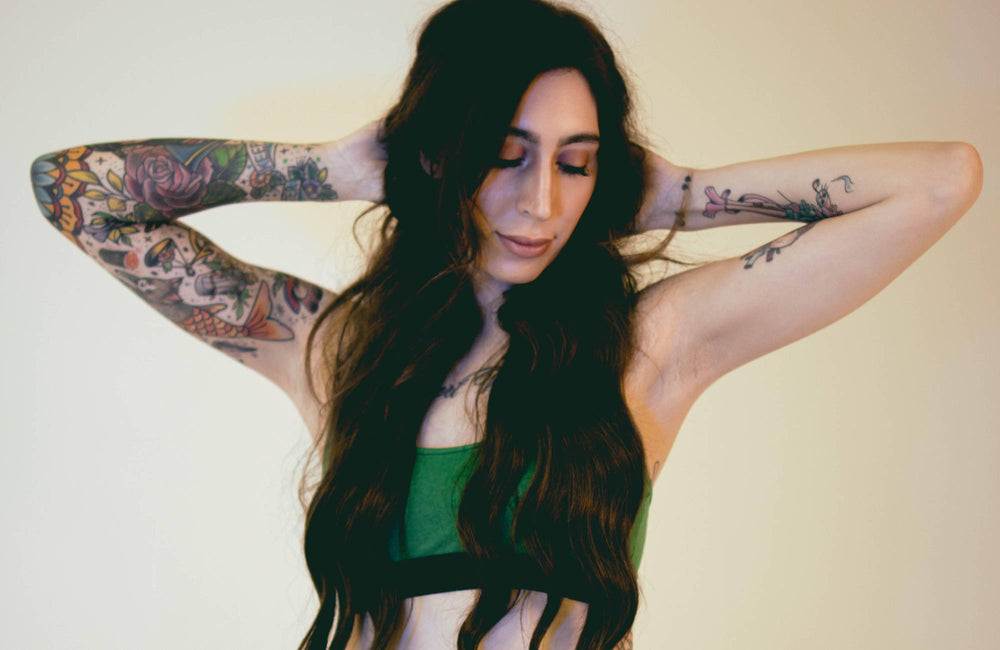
30, 0, 982, 648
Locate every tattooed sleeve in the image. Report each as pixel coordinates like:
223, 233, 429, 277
32, 139, 339, 228
30, 140, 335, 362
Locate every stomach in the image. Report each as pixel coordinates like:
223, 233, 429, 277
345, 588, 630, 649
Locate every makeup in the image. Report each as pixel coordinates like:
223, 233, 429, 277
495, 232, 553, 258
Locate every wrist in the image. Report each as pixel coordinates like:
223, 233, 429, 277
329, 122, 386, 203
637, 153, 692, 232
327, 138, 362, 201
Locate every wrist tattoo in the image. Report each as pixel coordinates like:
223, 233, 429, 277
674, 172, 693, 229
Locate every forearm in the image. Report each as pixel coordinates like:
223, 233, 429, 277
31, 135, 375, 230
638, 142, 977, 232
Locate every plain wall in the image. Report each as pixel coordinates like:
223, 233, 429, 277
2, 0, 997, 648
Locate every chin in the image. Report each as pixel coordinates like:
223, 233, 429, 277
491, 260, 549, 287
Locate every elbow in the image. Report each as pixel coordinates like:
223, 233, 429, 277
30, 153, 55, 219
929, 142, 983, 221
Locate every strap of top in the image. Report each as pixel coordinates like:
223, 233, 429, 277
380, 551, 600, 603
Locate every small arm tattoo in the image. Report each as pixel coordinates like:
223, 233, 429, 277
741, 222, 817, 269
703, 175, 854, 223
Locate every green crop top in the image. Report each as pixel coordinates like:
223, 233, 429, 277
383, 442, 653, 602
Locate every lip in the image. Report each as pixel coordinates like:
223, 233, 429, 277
496, 232, 553, 258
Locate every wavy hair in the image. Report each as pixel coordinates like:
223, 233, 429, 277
300, 1, 682, 647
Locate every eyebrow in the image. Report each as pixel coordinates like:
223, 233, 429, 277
507, 126, 600, 147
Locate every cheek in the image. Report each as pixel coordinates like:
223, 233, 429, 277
567, 180, 597, 222
473, 176, 507, 226
574, 187, 595, 215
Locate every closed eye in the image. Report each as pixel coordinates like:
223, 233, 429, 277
558, 162, 590, 176
558, 148, 594, 176
494, 159, 591, 176
495, 157, 524, 169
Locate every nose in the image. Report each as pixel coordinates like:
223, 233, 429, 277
517, 161, 557, 220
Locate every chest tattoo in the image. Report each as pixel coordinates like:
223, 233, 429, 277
437, 365, 500, 399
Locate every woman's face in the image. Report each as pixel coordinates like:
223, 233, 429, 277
472, 68, 600, 300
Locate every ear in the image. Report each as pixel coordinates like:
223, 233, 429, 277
419, 151, 442, 178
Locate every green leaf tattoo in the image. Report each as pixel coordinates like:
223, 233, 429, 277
210, 144, 249, 183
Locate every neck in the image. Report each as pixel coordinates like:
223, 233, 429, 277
472, 273, 508, 331
464, 274, 508, 364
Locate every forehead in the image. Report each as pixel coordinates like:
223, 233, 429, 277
507, 68, 599, 140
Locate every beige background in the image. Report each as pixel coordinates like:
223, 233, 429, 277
2, 0, 997, 648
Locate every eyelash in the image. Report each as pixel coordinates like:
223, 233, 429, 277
494, 158, 591, 176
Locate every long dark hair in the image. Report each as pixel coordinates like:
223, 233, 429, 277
300, 1, 680, 647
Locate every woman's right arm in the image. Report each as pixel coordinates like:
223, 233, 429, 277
29, 123, 385, 408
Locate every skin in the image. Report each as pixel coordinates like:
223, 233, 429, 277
471, 68, 601, 311
33, 63, 982, 650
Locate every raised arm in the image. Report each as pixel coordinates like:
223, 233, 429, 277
33, 122, 385, 230
638, 143, 975, 233
30, 122, 385, 416
631, 141, 983, 403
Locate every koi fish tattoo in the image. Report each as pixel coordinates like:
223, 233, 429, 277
112, 271, 294, 341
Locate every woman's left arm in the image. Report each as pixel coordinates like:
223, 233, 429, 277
638, 142, 980, 233
634, 142, 983, 395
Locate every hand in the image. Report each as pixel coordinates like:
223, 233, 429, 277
636, 149, 689, 232
331, 120, 387, 203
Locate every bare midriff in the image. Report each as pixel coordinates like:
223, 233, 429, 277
344, 588, 633, 649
